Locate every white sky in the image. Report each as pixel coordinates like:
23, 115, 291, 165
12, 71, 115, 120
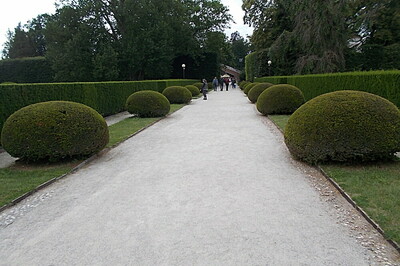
0, 0, 253, 51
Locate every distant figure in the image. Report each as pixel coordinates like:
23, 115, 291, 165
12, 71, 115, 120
201, 79, 208, 100
231, 77, 236, 89
212, 77, 219, 91
219, 78, 224, 91
224, 77, 230, 91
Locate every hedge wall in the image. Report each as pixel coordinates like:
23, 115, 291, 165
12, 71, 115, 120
0, 79, 197, 137
245, 52, 258, 82
0, 57, 54, 83
255, 70, 400, 108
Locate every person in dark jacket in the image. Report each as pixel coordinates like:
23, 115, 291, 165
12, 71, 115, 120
219, 77, 224, 91
201, 79, 208, 100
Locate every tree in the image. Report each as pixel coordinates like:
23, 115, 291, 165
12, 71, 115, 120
46, 0, 232, 81
230, 31, 251, 70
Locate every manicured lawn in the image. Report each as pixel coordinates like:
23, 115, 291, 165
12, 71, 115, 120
0, 163, 76, 207
269, 114, 400, 244
0, 104, 185, 208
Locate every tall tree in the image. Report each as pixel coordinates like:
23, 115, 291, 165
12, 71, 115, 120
291, 0, 349, 74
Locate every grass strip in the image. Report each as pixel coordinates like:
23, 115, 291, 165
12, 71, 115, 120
0, 104, 185, 208
269, 114, 400, 244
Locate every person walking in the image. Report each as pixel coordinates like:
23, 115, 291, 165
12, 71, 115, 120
231, 77, 236, 89
212, 77, 219, 91
201, 79, 208, 100
224, 77, 230, 91
219, 77, 224, 91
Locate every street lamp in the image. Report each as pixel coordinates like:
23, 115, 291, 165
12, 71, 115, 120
267, 60, 272, 76
182, 64, 186, 79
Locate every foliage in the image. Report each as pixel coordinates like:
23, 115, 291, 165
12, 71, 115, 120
0, 57, 54, 83
255, 70, 400, 108
243, 82, 259, 95
1, 14, 50, 59
256, 84, 304, 115
1, 101, 109, 162
0, 79, 197, 138
245, 52, 258, 81
243, 0, 400, 74
247, 82, 273, 103
185, 85, 201, 96
229, 31, 251, 71
162, 86, 192, 104
284, 91, 400, 163
125, 91, 170, 118
192, 82, 203, 90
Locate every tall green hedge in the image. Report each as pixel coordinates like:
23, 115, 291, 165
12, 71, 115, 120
255, 70, 400, 108
0, 79, 197, 138
245, 52, 258, 82
0, 57, 54, 83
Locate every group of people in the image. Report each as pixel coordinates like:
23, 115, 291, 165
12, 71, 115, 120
201, 76, 237, 100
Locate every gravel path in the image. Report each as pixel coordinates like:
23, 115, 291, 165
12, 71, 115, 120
0, 89, 399, 265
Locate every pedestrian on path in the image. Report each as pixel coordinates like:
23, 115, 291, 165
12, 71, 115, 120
212, 77, 219, 91
224, 77, 230, 91
219, 77, 224, 91
201, 79, 208, 100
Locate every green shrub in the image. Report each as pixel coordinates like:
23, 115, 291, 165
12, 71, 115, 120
1, 101, 109, 162
185, 85, 201, 96
0, 57, 54, 83
247, 82, 274, 103
0, 79, 198, 139
243, 83, 259, 95
125, 90, 170, 117
162, 86, 192, 104
193, 82, 203, 90
254, 70, 400, 108
239, 81, 250, 90
284, 90, 400, 163
257, 84, 305, 115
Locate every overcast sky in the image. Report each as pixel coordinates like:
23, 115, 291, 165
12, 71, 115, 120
0, 0, 253, 51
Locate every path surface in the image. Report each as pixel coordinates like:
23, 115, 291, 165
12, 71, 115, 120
0, 89, 399, 265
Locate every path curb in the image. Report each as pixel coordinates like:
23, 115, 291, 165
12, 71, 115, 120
0, 104, 189, 214
267, 116, 400, 254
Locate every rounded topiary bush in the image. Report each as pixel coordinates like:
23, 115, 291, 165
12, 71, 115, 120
125, 90, 170, 117
162, 86, 192, 104
256, 84, 305, 115
193, 82, 203, 90
185, 85, 201, 96
243, 82, 259, 95
239, 81, 250, 90
247, 82, 274, 103
1, 101, 109, 162
284, 90, 400, 164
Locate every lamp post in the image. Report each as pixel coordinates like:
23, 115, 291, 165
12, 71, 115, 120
182, 64, 186, 79
268, 60, 272, 76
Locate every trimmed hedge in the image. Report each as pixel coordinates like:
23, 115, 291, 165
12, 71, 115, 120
185, 85, 201, 96
257, 84, 305, 115
193, 82, 203, 90
0, 57, 54, 83
247, 82, 274, 103
255, 70, 400, 108
1, 101, 109, 162
284, 91, 400, 163
125, 91, 170, 117
244, 83, 259, 95
0, 79, 197, 139
162, 86, 192, 104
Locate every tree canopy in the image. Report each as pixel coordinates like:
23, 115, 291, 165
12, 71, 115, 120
243, 0, 400, 75
2, 0, 234, 81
